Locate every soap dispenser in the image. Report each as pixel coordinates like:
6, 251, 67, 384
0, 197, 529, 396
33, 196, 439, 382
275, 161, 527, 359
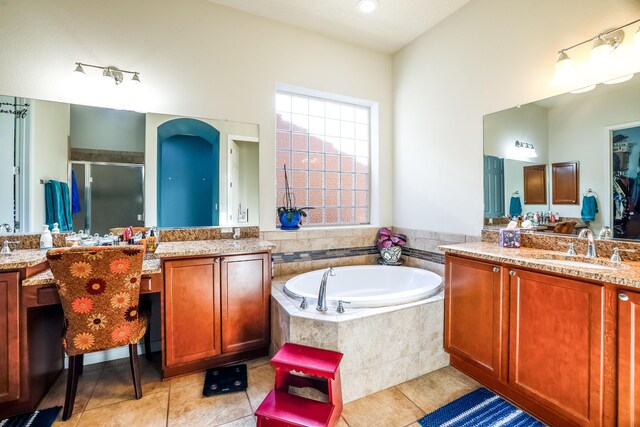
40, 225, 53, 249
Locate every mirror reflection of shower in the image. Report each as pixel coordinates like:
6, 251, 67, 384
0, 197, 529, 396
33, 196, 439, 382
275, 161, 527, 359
0, 96, 30, 233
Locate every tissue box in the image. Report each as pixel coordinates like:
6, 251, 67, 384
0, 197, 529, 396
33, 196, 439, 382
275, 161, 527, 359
499, 228, 521, 248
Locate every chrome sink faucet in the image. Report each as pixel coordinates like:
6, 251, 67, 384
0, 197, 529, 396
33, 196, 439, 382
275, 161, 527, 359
316, 267, 336, 312
0, 224, 12, 234
578, 229, 597, 258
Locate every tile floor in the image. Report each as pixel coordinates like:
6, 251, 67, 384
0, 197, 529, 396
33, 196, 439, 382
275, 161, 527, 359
42, 354, 482, 427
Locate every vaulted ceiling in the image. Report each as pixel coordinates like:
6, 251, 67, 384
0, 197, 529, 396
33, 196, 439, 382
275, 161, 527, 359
208, 0, 472, 53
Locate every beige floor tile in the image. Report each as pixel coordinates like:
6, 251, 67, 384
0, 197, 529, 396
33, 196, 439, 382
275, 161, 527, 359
217, 414, 257, 426
82, 362, 106, 373
336, 416, 350, 427
169, 370, 206, 389
441, 365, 482, 390
396, 368, 472, 414
245, 356, 271, 369
342, 388, 424, 427
39, 369, 102, 413
85, 358, 169, 410
77, 390, 169, 427
245, 364, 275, 411
168, 383, 252, 426
51, 412, 82, 427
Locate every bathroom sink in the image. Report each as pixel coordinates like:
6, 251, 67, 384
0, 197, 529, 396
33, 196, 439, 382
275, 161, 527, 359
526, 253, 622, 271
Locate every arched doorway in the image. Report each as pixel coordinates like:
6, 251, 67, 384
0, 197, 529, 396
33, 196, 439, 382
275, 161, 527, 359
157, 118, 220, 227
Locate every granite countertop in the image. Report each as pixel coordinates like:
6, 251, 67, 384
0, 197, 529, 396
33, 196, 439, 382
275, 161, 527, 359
153, 238, 276, 258
0, 249, 47, 270
22, 258, 163, 287
440, 241, 640, 289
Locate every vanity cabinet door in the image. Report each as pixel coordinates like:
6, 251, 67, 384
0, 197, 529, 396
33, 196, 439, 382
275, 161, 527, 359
508, 269, 603, 426
523, 164, 546, 205
164, 258, 221, 367
617, 289, 640, 425
444, 256, 507, 380
220, 253, 270, 354
0, 272, 20, 403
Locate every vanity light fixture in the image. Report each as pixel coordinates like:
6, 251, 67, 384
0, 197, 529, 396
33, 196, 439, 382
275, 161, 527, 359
515, 140, 537, 158
570, 84, 597, 94
635, 26, 640, 45
357, 0, 378, 14
553, 17, 639, 81
73, 62, 141, 85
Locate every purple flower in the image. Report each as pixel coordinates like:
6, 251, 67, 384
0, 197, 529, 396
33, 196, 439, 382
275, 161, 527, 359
376, 228, 407, 249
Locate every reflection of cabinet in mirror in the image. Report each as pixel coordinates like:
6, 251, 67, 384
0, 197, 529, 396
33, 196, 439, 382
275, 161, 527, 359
523, 165, 546, 205
552, 161, 579, 205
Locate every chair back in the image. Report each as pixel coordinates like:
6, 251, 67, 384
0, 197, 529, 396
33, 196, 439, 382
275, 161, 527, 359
47, 246, 145, 356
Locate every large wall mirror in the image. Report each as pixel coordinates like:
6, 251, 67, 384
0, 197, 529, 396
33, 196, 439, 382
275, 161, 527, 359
0, 95, 259, 235
483, 74, 640, 240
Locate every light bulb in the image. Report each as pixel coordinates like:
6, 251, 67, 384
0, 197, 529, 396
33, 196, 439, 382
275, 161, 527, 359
591, 37, 613, 62
570, 85, 597, 94
357, 0, 378, 13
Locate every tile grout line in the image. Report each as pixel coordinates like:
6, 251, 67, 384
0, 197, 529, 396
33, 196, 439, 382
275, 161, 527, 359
393, 385, 427, 421
165, 386, 171, 427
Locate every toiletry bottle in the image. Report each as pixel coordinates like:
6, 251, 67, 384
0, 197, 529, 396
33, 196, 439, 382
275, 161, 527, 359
140, 231, 147, 253
40, 225, 53, 249
51, 223, 60, 234
147, 229, 157, 253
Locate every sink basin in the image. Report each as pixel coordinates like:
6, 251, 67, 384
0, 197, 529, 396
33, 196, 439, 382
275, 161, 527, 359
540, 259, 617, 270
526, 253, 623, 271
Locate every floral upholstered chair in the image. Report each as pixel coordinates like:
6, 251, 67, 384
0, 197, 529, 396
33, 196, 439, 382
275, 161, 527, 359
47, 245, 150, 420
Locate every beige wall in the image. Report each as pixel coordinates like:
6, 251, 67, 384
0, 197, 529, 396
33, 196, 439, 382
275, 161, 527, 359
29, 100, 70, 229
393, 0, 640, 236
0, 0, 393, 231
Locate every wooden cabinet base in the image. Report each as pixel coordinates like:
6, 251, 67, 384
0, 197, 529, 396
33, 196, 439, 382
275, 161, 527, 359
162, 346, 269, 379
449, 354, 578, 426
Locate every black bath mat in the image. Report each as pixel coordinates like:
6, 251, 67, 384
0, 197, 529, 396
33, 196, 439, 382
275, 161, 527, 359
203, 364, 248, 397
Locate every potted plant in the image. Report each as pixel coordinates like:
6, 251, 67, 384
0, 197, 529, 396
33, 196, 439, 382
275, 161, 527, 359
277, 165, 313, 230
376, 227, 407, 264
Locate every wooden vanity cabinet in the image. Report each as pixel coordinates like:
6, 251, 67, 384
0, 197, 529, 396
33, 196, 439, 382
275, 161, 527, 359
164, 257, 221, 367
523, 164, 546, 205
0, 272, 20, 404
508, 268, 603, 426
163, 252, 270, 377
221, 253, 270, 353
444, 256, 507, 380
616, 288, 640, 425
445, 255, 605, 426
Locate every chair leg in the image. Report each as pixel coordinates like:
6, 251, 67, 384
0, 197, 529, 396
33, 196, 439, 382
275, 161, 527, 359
78, 354, 84, 376
62, 355, 82, 421
144, 328, 152, 361
129, 344, 143, 399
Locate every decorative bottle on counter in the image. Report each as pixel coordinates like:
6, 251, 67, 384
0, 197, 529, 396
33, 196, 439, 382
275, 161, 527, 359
40, 225, 53, 249
147, 229, 157, 253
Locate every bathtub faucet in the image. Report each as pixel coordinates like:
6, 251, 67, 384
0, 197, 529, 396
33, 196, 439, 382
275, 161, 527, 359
316, 267, 336, 312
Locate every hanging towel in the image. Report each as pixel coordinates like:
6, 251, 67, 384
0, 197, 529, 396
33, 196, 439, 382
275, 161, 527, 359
581, 195, 599, 222
71, 170, 81, 215
509, 196, 522, 217
44, 180, 74, 232
60, 182, 73, 231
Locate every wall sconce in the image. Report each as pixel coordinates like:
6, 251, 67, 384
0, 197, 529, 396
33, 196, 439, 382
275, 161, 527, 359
74, 62, 141, 85
554, 17, 640, 84
515, 140, 537, 158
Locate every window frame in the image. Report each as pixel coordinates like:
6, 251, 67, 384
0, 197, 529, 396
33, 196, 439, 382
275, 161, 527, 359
275, 83, 377, 227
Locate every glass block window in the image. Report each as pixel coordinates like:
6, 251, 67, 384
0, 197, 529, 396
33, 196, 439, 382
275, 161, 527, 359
276, 91, 370, 226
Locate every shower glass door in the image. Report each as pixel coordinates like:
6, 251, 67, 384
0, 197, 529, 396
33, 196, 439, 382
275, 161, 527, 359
71, 162, 144, 235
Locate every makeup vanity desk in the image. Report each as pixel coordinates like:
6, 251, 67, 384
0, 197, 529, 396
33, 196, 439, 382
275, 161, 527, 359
0, 238, 274, 418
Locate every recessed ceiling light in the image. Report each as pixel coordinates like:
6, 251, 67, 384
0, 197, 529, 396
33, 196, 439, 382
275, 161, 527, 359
357, 0, 378, 14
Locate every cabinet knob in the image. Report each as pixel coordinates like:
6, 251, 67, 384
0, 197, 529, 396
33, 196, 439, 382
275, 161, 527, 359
214, 258, 220, 264
492, 267, 500, 273
509, 270, 516, 277
619, 293, 629, 301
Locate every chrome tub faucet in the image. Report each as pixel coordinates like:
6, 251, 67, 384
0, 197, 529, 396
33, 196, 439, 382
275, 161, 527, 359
316, 267, 336, 312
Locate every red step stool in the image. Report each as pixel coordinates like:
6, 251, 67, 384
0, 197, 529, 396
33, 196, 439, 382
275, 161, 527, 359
255, 343, 344, 427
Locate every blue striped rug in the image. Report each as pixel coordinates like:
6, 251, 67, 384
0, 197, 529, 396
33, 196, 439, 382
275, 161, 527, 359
418, 388, 545, 426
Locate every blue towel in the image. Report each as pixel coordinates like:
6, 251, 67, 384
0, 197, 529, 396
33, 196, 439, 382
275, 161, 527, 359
509, 196, 522, 217
44, 180, 73, 232
581, 195, 598, 222
71, 170, 81, 215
